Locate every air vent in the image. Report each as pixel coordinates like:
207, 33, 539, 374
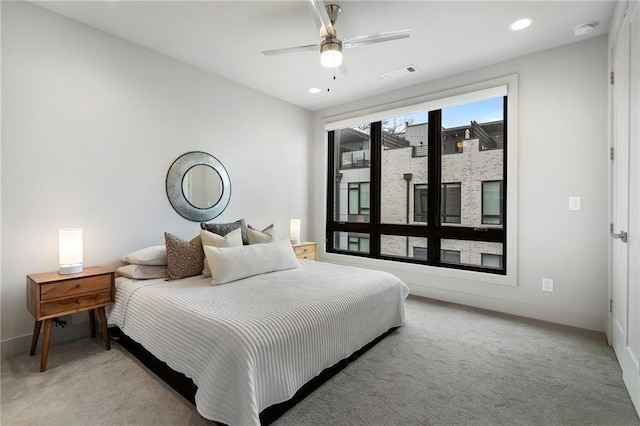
380, 65, 417, 80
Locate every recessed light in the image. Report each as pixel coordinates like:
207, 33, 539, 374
509, 17, 534, 31
573, 22, 597, 36
308, 87, 321, 94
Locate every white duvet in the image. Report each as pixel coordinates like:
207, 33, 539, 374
108, 260, 409, 426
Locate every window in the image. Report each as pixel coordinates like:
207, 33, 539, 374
482, 253, 503, 269
414, 246, 428, 260
414, 184, 428, 222
348, 182, 370, 219
326, 89, 507, 275
441, 249, 461, 264
482, 181, 503, 225
441, 183, 461, 223
348, 234, 370, 253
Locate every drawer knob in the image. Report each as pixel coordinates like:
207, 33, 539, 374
76, 284, 81, 289
76, 299, 81, 304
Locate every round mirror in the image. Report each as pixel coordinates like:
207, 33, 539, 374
182, 165, 223, 209
166, 152, 231, 222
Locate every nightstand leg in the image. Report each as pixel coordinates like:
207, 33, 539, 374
89, 309, 96, 338
30, 320, 42, 356
97, 307, 110, 350
40, 319, 52, 372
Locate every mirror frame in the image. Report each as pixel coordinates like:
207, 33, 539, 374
166, 151, 231, 222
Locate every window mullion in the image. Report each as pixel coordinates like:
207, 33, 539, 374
370, 121, 382, 257
427, 110, 441, 265
326, 130, 336, 251
501, 95, 508, 270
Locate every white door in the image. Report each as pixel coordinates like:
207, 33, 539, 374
610, 4, 640, 415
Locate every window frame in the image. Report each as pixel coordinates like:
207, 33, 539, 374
323, 77, 518, 286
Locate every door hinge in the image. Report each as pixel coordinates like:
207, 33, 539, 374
609, 299, 613, 313
611, 71, 615, 85
610, 147, 614, 160
610, 223, 628, 242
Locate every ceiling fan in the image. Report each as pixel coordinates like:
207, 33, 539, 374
261, 0, 410, 70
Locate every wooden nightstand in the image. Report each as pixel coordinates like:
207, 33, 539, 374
26, 266, 115, 372
293, 242, 316, 260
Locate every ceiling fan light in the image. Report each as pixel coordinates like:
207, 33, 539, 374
320, 39, 343, 68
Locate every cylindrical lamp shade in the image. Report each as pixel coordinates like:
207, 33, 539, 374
289, 219, 301, 244
59, 228, 83, 274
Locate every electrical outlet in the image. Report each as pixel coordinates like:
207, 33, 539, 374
542, 278, 554, 292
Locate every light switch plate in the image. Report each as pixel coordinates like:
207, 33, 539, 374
569, 196, 582, 211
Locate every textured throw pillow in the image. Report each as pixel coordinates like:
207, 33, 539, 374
200, 227, 243, 277
122, 245, 167, 266
164, 233, 205, 280
200, 219, 249, 245
247, 224, 275, 245
203, 238, 299, 285
116, 264, 168, 280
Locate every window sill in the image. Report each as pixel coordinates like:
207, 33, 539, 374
320, 251, 517, 287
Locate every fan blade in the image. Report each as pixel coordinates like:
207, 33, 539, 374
262, 44, 319, 56
344, 29, 410, 49
307, 0, 335, 38
336, 62, 348, 77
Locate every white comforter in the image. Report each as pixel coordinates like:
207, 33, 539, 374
108, 260, 409, 426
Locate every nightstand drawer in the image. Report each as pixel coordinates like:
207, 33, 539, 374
40, 291, 112, 317
293, 243, 316, 260
41, 274, 112, 301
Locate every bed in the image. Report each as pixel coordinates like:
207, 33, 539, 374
108, 259, 409, 426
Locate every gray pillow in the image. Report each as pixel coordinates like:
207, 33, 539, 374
200, 218, 248, 245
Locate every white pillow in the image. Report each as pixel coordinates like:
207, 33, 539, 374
203, 238, 299, 285
247, 224, 275, 244
122, 245, 167, 266
116, 264, 168, 280
200, 227, 243, 277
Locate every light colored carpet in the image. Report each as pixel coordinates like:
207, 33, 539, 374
2, 296, 639, 426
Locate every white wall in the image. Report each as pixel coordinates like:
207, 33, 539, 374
1, 2, 312, 357
310, 36, 609, 331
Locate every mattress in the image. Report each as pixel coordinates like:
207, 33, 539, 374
108, 260, 409, 426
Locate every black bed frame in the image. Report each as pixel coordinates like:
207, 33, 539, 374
109, 326, 397, 425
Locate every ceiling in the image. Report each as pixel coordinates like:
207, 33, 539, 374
33, 1, 617, 111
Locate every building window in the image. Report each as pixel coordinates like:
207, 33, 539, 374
348, 182, 370, 220
481, 253, 503, 269
441, 249, 461, 264
348, 235, 370, 253
414, 184, 428, 222
441, 183, 461, 224
413, 246, 428, 260
326, 90, 507, 275
482, 180, 503, 225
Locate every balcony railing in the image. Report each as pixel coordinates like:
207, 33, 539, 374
341, 150, 371, 169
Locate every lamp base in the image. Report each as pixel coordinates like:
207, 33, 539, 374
59, 264, 83, 275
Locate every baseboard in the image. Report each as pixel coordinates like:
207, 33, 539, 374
1, 322, 91, 360
408, 283, 605, 332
